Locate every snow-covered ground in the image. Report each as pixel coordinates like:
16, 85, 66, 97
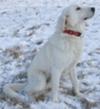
0, 0, 100, 109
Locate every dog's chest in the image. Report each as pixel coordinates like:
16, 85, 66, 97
49, 36, 83, 68
65, 37, 83, 57
53, 35, 83, 56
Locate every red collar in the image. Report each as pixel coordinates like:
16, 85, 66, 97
63, 29, 81, 37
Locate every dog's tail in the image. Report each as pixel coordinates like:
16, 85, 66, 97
3, 82, 29, 103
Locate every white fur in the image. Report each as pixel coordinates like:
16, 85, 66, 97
3, 5, 95, 103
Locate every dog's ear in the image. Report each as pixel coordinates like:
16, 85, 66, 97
64, 15, 68, 25
63, 7, 79, 27
61, 8, 69, 29
63, 15, 68, 30
64, 13, 78, 27
56, 12, 67, 32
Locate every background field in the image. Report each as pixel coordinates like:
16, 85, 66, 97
0, 0, 100, 109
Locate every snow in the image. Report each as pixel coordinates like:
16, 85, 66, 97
0, 0, 100, 109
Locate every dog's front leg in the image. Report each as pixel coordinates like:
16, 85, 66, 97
69, 68, 96, 105
69, 68, 84, 98
51, 69, 61, 102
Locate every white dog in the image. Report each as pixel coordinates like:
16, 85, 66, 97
3, 5, 95, 104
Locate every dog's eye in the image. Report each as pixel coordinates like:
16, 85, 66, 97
76, 7, 81, 11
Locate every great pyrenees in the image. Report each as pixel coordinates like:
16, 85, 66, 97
3, 5, 95, 104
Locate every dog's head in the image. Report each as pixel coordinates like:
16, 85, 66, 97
57, 5, 95, 33
65, 5, 95, 26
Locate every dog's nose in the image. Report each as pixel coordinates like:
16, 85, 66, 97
91, 7, 95, 13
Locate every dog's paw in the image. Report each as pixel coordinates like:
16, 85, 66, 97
46, 94, 60, 102
83, 97, 96, 106
76, 93, 96, 106
50, 94, 60, 102
52, 96, 60, 102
